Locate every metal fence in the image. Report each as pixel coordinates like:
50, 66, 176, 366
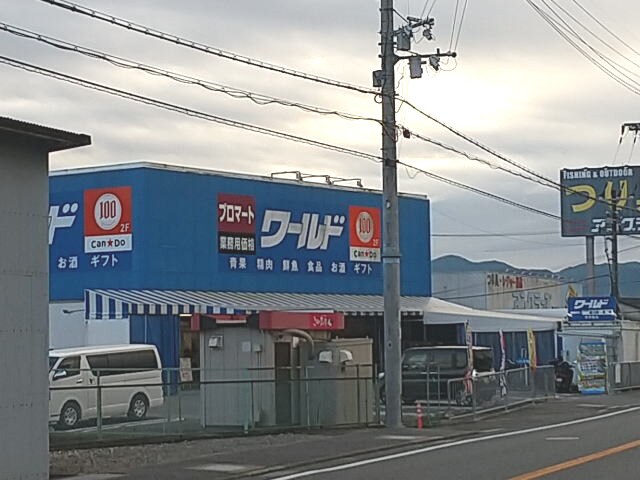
609, 361, 640, 392
49, 364, 557, 447
49, 365, 378, 448
407, 366, 555, 423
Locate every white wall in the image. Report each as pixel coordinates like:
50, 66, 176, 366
49, 302, 129, 349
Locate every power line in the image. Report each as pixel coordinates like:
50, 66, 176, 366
38, 0, 633, 218
401, 127, 552, 186
570, 0, 640, 58
0, 55, 381, 164
39, 0, 378, 95
0, 22, 380, 126
542, 0, 640, 75
525, 0, 640, 97
398, 99, 559, 188
0, 56, 569, 224
399, 96, 640, 217
397, 159, 561, 220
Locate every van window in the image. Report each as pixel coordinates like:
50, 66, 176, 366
403, 349, 468, 370
402, 350, 427, 370
473, 350, 493, 372
53, 356, 80, 380
425, 350, 467, 369
49, 356, 59, 371
87, 349, 158, 376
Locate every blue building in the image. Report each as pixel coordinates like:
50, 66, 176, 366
49, 163, 432, 371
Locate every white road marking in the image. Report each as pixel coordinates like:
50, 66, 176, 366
272, 406, 640, 480
577, 404, 608, 408
545, 436, 580, 441
189, 463, 259, 472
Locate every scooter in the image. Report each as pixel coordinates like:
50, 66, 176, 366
551, 358, 575, 393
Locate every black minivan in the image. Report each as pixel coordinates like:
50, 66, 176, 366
379, 346, 495, 404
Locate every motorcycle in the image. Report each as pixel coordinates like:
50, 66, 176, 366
550, 358, 575, 393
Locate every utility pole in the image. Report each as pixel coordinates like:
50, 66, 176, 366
380, 0, 402, 428
377, 0, 456, 428
609, 197, 620, 300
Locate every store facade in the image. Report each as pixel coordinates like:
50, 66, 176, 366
49, 162, 432, 374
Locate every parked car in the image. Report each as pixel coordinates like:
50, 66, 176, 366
378, 345, 496, 404
49, 344, 164, 429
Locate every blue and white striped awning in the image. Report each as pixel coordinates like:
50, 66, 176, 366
84, 289, 429, 320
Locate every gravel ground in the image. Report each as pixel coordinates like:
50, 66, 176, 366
49, 432, 322, 476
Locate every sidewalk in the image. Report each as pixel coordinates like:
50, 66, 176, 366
50, 389, 640, 479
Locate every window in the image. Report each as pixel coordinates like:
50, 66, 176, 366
53, 356, 80, 380
402, 351, 427, 370
425, 350, 467, 369
86, 354, 109, 376
473, 350, 494, 372
49, 356, 59, 372
87, 350, 158, 376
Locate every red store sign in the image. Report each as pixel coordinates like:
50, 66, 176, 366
259, 311, 345, 331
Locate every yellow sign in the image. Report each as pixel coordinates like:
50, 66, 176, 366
527, 329, 537, 371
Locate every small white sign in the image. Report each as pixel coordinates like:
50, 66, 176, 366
85, 234, 133, 253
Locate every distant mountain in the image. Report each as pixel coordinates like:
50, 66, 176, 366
432, 255, 640, 297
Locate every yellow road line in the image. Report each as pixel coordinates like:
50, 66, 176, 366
510, 439, 640, 480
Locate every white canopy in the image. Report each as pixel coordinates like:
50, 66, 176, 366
423, 297, 560, 332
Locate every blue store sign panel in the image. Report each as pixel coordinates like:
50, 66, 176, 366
217, 192, 381, 278
49, 187, 133, 274
50, 165, 431, 300
568, 296, 617, 321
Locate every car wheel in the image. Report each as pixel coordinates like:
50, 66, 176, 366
128, 393, 149, 420
59, 401, 81, 429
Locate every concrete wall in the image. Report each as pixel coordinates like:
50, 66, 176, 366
433, 272, 582, 310
0, 141, 49, 478
432, 272, 488, 309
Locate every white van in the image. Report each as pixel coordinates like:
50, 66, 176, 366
49, 344, 164, 429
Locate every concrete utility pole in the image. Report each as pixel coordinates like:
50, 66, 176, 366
377, 0, 456, 428
380, 0, 403, 429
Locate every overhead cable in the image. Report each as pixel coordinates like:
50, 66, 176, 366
525, 0, 640, 96
0, 22, 380, 125
39, 0, 378, 95
0, 55, 380, 163
396, 159, 561, 220
400, 127, 550, 185
0, 54, 566, 222
399, 98, 640, 216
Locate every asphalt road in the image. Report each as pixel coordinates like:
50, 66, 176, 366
267, 406, 640, 480
53, 392, 640, 480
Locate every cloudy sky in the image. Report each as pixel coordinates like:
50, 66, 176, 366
3, 0, 640, 271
